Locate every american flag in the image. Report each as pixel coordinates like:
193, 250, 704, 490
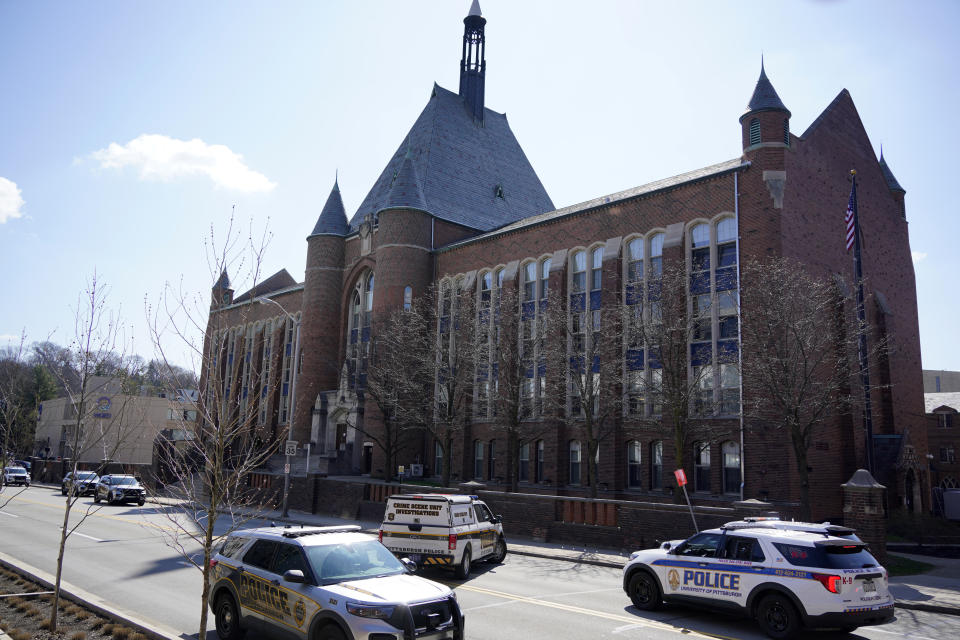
845, 180, 857, 252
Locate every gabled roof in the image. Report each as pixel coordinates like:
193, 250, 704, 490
879, 151, 906, 193
350, 84, 554, 232
233, 269, 298, 304
311, 180, 349, 237
741, 62, 790, 121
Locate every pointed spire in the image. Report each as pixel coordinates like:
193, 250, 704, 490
459, 0, 487, 122
878, 149, 906, 193
311, 178, 349, 236
741, 59, 791, 121
214, 269, 230, 291
383, 149, 427, 212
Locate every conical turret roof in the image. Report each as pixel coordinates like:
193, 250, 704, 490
468, 0, 482, 17
381, 149, 428, 213
213, 269, 231, 290
878, 151, 906, 193
311, 179, 348, 236
741, 61, 791, 121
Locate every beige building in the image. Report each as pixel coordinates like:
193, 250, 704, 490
34, 377, 198, 467
924, 370, 960, 394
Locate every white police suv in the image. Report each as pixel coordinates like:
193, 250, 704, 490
208, 524, 463, 640
623, 522, 894, 638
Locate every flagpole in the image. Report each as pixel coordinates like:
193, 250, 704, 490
850, 169, 875, 474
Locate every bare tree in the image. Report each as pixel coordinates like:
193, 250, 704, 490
147, 215, 284, 640
486, 285, 560, 491
738, 257, 880, 521
49, 273, 144, 632
627, 261, 721, 502
362, 308, 430, 481
1, 332, 32, 498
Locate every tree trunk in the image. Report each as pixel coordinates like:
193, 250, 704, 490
50, 497, 73, 632
792, 428, 812, 522
507, 430, 518, 492
672, 413, 686, 505
442, 432, 453, 488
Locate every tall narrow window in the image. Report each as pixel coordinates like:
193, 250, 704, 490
476, 272, 493, 419
590, 247, 603, 292
571, 250, 586, 293
239, 327, 253, 418
258, 323, 272, 425
518, 442, 530, 482
627, 440, 642, 488
403, 285, 412, 311
650, 440, 663, 489
569, 441, 581, 485
521, 263, 537, 418
488, 440, 497, 480
722, 441, 741, 495
782, 118, 790, 146
536, 440, 545, 482
346, 272, 374, 390
278, 318, 296, 424
694, 442, 711, 492
473, 440, 484, 480
434, 441, 443, 478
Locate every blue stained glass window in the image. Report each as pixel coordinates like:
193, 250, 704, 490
589, 290, 602, 310
626, 349, 644, 371
691, 342, 713, 366
717, 340, 738, 363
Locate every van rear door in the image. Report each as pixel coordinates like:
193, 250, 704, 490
382, 496, 452, 562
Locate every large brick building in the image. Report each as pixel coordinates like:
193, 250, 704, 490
201, 2, 927, 520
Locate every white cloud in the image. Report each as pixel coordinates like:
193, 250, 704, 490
912, 251, 927, 264
0, 177, 25, 223
89, 134, 276, 193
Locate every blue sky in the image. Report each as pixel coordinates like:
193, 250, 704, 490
1, 0, 957, 372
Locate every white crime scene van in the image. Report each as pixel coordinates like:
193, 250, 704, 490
379, 494, 507, 579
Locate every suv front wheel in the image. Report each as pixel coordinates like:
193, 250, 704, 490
214, 593, 245, 640
628, 571, 662, 611
756, 593, 801, 639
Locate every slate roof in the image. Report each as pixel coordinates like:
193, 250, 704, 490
925, 392, 960, 413
233, 269, 298, 304
440, 157, 748, 249
349, 84, 554, 232
213, 270, 231, 290
383, 151, 428, 212
878, 152, 906, 193
741, 62, 790, 121
311, 180, 349, 237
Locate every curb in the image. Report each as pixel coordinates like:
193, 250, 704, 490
893, 601, 960, 616
507, 547, 625, 569
0, 552, 182, 640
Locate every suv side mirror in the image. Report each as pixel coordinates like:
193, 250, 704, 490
283, 569, 306, 584
401, 558, 418, 574
493, 515, 502, 524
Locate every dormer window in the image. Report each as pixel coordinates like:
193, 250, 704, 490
749, 118, 761, 146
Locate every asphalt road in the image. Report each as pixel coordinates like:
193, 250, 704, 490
2, 485, 959, 640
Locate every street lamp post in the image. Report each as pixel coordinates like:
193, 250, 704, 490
255, 297, 300, 518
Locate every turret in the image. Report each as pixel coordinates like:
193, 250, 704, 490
459, 0, 487, 122
740, 60, 792, 153
295, 179, 348, 443
211, 269, 233, 307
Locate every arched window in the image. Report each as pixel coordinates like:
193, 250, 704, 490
403, 285, 412, 311
688, 218, 740, 417
571, 250, 587, 293
694, 442, 711, 492
518, 442, 530, 482
278, 316, 298, 423
258, 321, 273, 425
569, 248, 603, 418
569, 441, 581, 485
591, 246, 603, 292
627, 440, 642, 488
650, 440, 663, 489
536, 440, 545, 482
723, 441, 741, 495
346, 272, 374, 390
473, 440, 484, 480
749, 118, 761, 145
625, 237, 644, 416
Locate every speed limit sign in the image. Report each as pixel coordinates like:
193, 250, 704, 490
285, 440, 298, 457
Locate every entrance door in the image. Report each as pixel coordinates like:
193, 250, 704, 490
363, 444, 373, 475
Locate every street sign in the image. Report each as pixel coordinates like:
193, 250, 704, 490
674, 469, 688, 487
285, 440, 298, 457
